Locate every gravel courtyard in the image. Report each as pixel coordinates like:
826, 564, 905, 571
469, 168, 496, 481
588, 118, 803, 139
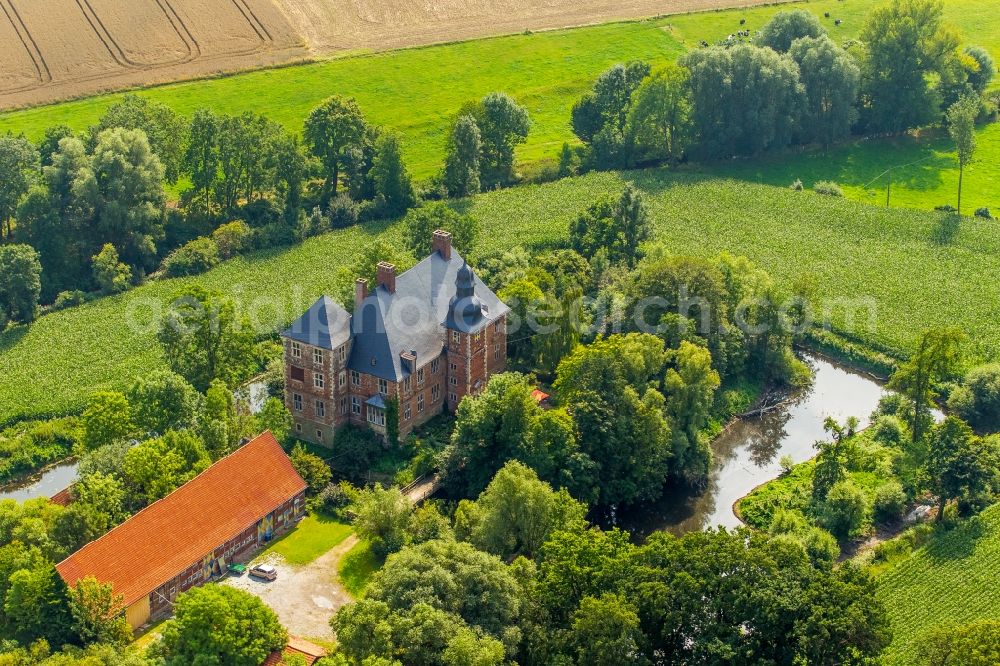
224, 535, 358, 640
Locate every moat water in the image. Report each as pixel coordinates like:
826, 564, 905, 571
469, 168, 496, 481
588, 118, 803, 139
616, 353, 887, 538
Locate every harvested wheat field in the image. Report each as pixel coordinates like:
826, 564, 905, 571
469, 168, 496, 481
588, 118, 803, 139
0, 0, 789, 110
273, 0, 795, 53
0, 0, 305, 108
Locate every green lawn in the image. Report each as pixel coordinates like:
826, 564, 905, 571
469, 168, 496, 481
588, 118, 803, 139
337, 540, 381, 598
258, 514, 353, 566
876, 503, 1000, 664
2, 169, 1000, 425
0, 0, 996, 207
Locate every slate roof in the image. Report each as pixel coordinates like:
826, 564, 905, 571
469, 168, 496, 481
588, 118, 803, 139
282, 295, 352, 350
347, 249, 508, 382
55, 432, 307, 609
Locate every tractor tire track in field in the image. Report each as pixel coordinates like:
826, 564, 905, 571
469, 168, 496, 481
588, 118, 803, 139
0, 0, 50, 91
229, 0, 273, 44
75, 0, 139, 69
156, 0, 201, 61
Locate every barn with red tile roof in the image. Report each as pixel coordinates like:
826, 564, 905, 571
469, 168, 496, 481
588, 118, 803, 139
56, 431, 307, 630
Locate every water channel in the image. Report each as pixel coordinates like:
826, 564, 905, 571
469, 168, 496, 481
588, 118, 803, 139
617, 352, 887, 537
4, 354, 888, 536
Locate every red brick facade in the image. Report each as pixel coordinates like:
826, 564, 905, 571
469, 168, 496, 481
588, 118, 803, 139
287, 314, 507, 444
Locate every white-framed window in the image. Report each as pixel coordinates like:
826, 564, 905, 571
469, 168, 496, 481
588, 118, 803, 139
494, 320, 502, 333
449, 392, 457, 403
339, 371, 347, 388
431, 358, 440, 374
338, 346, 347, 362
340, 397, 348, 414
293, 393, 302, 411
494, 343, 501, 360
378, 378, 388, 396
417, 393, 424, 413
314, 372, 325, 389
403, 376, 411, 392
351, 396, 361, 415
450, 362, 457, 372
313, 348, 323, 364
295, 422, 302, 433
450, 376, 458, 386
351, 370, 360, 387
431, 384, 440, 402
417, 367, 425, 385
403, 402, 412, 420
473, 331, 481, 343
315, 400, 326, 418
291, 341, 301, 359
316, 429, 324, 441
367, 406, 386, 427
451, 331, 460, 344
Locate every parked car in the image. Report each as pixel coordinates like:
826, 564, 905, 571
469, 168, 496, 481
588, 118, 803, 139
227, 563, 246, 576
249, 564, 277, 581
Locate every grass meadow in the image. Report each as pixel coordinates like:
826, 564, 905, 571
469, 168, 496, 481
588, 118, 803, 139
257, 514, 354, 566
337, 540, 380, 598
875, 503, 1000, 664
2, 169, 999, 425
0, 0, 996, 208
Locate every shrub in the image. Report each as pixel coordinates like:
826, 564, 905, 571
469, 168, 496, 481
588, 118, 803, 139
874, 481, 907, 523
779, 454, 795, 475
974, 207, 993, 220
813, 180, 843, 197
328, 192, 359, 228
934, 204, 957, 213
871, 415, 906, 446
52, 290, 87, 311
211, 221, 252, 259
820, 479, 869, 541
91, 244, 132, 295
162, 237, 220, 277
790, 178, 804, 191
800, 526, 840, 567
236, 198, 282, 228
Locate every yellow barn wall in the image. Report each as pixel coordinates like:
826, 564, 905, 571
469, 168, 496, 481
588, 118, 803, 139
125, 595, 151, 630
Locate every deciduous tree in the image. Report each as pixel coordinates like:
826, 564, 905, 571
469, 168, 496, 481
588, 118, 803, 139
0, 244, 42, 326
858, 0, 959, 133
0, 136, 39, 241
946, 95, 978, 215
155, 586, 286, 665
403, 203, 478, 257
789, 35, 861, 146
474, 93, 530, 189
304, 96, 369, 197
757, 9, 825, 52
443, 115, 481, 197
157, 285, 255, 392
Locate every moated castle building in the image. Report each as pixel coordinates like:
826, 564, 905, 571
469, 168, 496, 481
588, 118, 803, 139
281, 230, 509, 445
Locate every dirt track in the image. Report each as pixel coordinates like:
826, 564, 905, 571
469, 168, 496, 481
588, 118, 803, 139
0, 0, 792, 110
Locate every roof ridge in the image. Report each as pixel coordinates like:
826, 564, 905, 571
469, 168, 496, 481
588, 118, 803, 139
57, 433, 274, 566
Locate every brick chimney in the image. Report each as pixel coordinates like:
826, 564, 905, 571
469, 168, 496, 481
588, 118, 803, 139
355, 278, 368, 304
432, 229, 452, 260
376, 262, 396, 293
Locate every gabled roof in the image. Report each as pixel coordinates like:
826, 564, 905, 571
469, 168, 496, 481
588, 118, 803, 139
261, 636, 327, 665
347, 249, 509, 382
56, 432, 307, 609
282, 296, 351, 350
